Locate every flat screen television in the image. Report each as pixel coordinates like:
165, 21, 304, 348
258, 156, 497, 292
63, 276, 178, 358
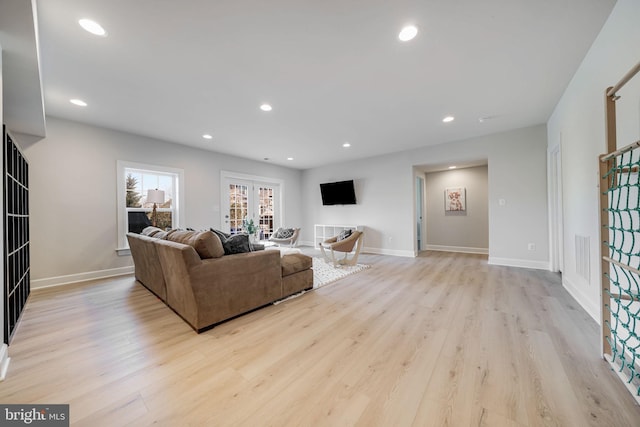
320, 180, 357, 205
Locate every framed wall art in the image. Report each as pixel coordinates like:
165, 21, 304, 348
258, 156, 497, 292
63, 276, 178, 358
445, 187, 466, 212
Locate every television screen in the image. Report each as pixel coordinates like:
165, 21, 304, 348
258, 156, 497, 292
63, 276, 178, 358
320, 180, 356, 205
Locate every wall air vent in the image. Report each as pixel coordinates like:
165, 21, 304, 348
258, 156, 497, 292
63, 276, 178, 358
575, 235, 590, 282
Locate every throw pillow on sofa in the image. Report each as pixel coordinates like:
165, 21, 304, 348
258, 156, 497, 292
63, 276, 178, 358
141, 226, 164, 237
221, 233, 252, 255
337, 229, 352, 241
210, 228, 231, 242
211, 229, 256, 255
273, 227, 295, 239
164, 229, 225, 259
141, 226, 170, 239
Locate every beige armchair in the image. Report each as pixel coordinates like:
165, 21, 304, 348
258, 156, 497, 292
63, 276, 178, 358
269, 227, 300, 247
320, 230, 364, 267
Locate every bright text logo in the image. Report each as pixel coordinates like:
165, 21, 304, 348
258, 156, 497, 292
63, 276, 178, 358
0, 405, 69, 426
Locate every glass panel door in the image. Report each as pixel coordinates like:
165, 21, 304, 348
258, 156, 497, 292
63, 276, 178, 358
222, 178, 279, 238
257, 185, 275, 240
228, 182, 249, 234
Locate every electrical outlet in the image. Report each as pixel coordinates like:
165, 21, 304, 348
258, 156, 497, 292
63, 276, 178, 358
527, 243, 536, 251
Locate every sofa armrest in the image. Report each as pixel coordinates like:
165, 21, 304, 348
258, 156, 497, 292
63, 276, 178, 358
127, 232, 167, 301
154, 239, 204, 328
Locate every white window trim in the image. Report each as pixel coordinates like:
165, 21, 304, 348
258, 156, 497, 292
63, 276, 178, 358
116, 160, 185, 255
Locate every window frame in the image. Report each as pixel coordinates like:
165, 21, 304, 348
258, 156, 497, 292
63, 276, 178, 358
116, 160, 185, 254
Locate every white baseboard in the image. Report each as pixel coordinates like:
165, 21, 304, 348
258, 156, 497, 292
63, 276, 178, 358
488, 257, 551, 271
299, 241, 414, 258
363, 247, 414, 258
0, 344, 9, 381
425, 245, 488, 255
562, 276, 599, 323
31, 266, 135, 289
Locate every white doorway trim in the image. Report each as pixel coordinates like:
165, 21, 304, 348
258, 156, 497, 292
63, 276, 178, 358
548, 141, 564, 273
220, 171, 285, 233
415, 175, 425, 253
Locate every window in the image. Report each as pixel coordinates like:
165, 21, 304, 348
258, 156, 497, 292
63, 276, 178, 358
117, 161, 184, 253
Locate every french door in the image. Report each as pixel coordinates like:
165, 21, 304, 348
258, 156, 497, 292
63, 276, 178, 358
222, 176, 280, 240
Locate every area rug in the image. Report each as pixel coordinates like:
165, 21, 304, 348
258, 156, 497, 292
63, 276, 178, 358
274, 257, 370, 305
312, 257, 370, 289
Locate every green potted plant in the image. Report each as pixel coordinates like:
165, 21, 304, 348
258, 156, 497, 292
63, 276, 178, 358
242, 218, 259, 241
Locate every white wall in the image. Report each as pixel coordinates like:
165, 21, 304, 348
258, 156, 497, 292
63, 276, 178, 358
547, 0, 640, 321
424, 166, 489, 252
20, 118, 549, 284
21, 116, 304, 285
302, 124, 549, 268
302, 153, 414, 256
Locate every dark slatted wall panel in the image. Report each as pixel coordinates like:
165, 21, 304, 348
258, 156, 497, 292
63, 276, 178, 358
3, 125, 30, 344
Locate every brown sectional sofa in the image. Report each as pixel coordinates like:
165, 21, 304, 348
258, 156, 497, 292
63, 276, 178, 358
127, 227, 313, 332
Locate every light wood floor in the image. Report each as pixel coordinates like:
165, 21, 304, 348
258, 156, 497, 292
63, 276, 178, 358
1, 251, 639, 426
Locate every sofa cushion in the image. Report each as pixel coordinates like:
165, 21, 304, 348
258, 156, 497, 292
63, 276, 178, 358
165, 229, 224, 259
281, 253, 312, 277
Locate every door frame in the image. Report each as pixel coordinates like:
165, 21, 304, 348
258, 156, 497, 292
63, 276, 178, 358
548, 141, 564, 273
415, 175, 425, 252
220, 171, 285, 234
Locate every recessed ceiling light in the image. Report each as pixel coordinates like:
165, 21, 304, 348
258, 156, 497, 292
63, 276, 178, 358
260, 103, 272, 112
202, 134, 213, 139
449, 166, 457, 169
79, 19, 107, 37
398, 25, 418, 42
442, 116, 455, 123
287, 157, 294, 161
343, 142, 351, 148
69, 99, 87, 107
479, 115, 498, 123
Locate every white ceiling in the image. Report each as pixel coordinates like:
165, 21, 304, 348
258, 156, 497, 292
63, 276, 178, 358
7, 0, 617, 169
